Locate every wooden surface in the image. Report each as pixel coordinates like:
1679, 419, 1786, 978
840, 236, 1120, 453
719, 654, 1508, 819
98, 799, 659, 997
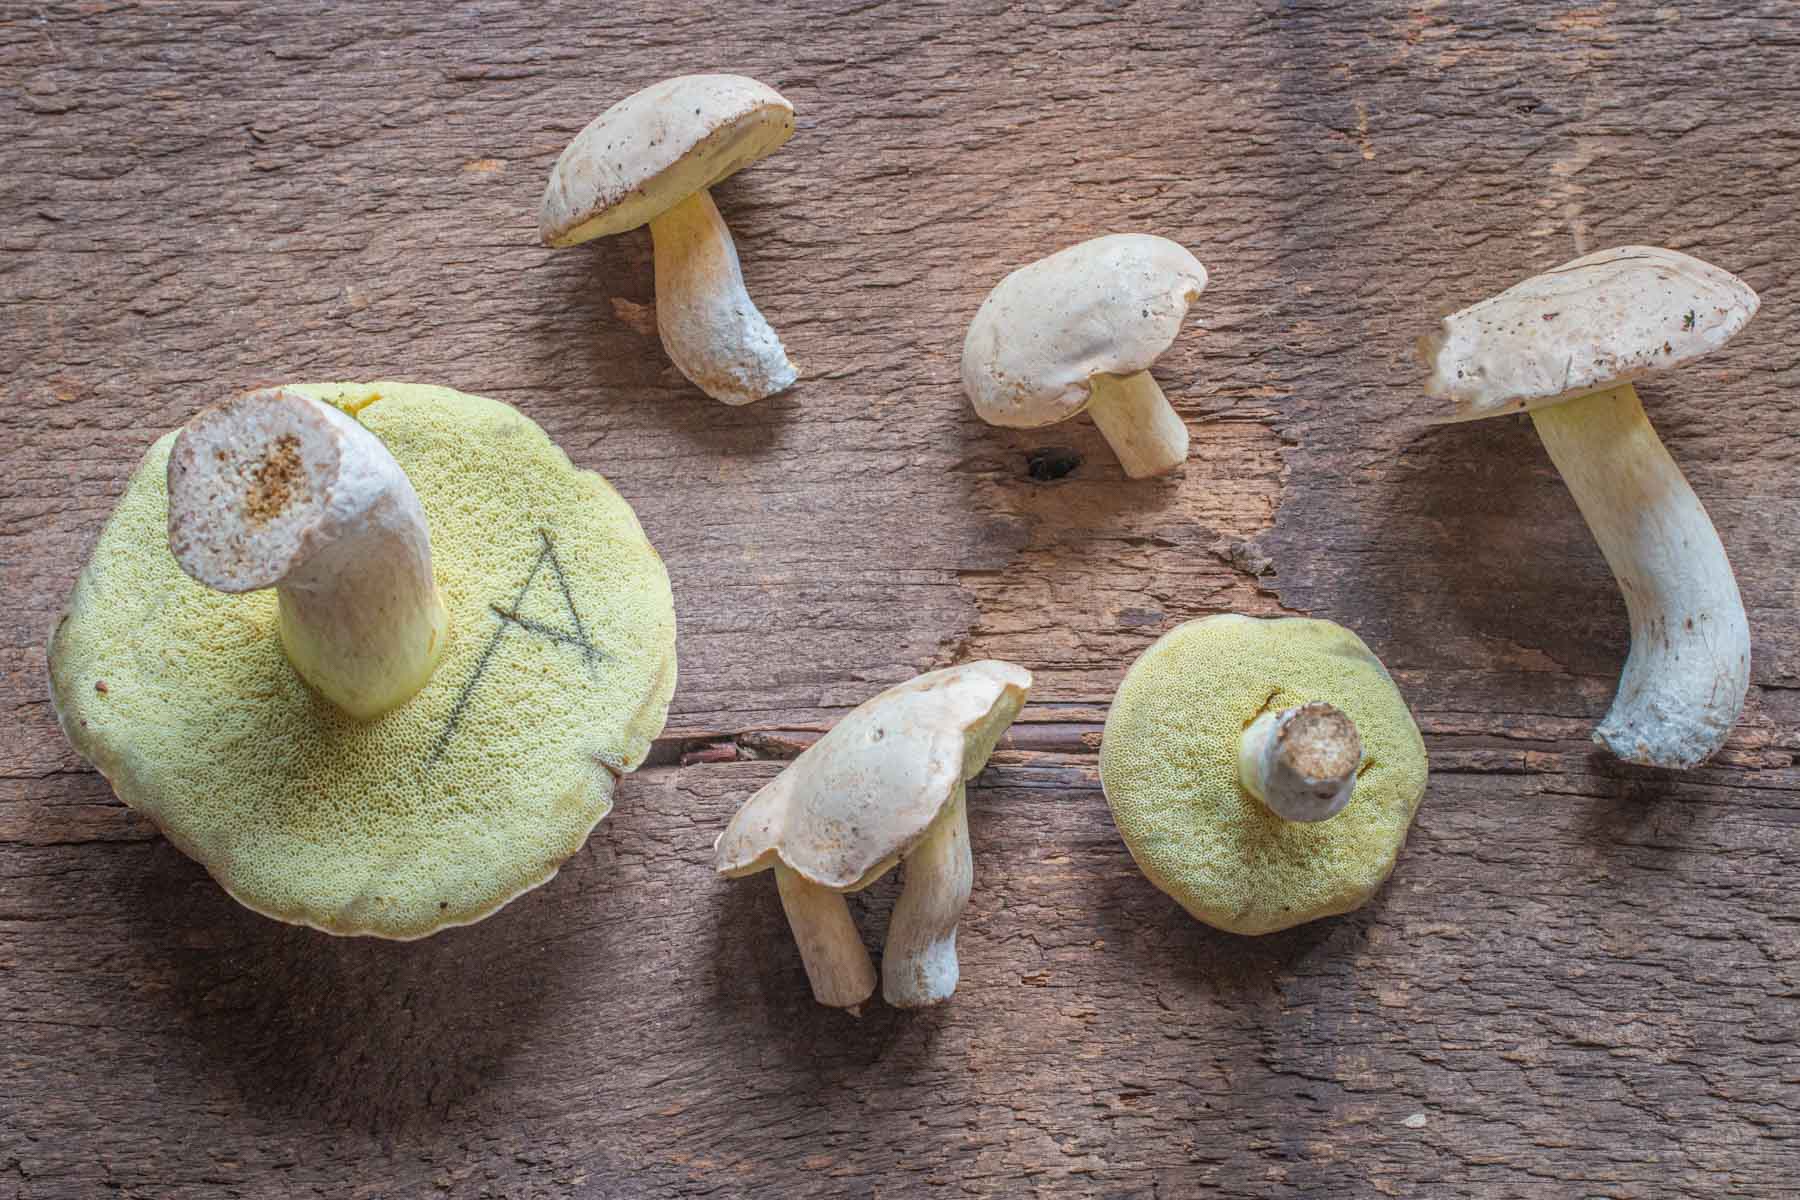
4, 2, 1798, 1196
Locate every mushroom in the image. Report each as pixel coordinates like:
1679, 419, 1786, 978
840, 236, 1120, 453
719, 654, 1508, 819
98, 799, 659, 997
1101, 615, 1428, 935
961, 234, 1207, 478
47, 381, 678, 938
540, 73, 799, 406
714, 661, 1032, 1010
1419, 245, 1759, 768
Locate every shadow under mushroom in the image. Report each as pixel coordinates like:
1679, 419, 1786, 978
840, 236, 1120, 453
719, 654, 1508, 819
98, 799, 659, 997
107, 840, 583, 1136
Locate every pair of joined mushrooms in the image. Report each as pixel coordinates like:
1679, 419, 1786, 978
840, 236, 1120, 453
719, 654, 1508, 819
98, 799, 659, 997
715, 662, 1031, 1010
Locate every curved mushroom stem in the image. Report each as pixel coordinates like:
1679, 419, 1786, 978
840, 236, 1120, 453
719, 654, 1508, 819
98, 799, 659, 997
774, 862, 877, 1012
167, 388, 450, 720
1084, 370, 1190, 478
882, 785, 972, 1008
1529, 383, 1750, 768
647, 188, 799, 406
1239, 702, 1362, 822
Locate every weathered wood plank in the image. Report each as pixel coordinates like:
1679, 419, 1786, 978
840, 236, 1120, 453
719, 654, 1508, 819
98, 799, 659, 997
3, 1, 1797, 1196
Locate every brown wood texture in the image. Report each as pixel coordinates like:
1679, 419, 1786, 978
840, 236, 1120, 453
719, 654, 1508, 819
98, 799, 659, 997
4, 1, 1799, 1196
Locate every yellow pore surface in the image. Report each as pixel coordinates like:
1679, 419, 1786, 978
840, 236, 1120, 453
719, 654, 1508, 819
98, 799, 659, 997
49, 382, 677, 938
1100, 615, 1427, 936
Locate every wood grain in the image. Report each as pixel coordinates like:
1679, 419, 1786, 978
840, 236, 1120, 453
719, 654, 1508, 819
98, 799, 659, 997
3, 1, 1798, 1196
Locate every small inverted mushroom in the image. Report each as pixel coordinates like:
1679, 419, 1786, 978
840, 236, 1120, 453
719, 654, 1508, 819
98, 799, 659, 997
961, 234, 1207, 478
48, 382, 678, 938
541, 73, 798, 405
1419, 246, 1758, 768
1101, 615, 1428, 935
714, 661, 1031, 1010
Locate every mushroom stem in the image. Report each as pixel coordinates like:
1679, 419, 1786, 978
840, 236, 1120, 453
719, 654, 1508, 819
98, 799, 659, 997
1084, 370, 1190, 478
647, 187, 799, 406
1528, 383, 1750, 767
1239, 702, 1362, 822
774, 862, 877, 1011
882, 785, 972, 1008
167, 388, 450, 720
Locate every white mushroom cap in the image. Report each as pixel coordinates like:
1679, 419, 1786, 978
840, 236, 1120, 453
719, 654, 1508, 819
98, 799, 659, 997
714, 661, 1031, 889
540, 74, 795, 248
961, 234, 1208, 428
1420, 246, 1759, 422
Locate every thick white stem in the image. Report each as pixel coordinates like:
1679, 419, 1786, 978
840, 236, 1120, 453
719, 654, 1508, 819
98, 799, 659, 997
167, 387, 449, 720
1084, 369, 1190, 478
648, 188, 798, 406
882, 785, 972, 1008
1239, 702, 1361, 822
1530, 384, 1750, 768
774, 862, 876, 1012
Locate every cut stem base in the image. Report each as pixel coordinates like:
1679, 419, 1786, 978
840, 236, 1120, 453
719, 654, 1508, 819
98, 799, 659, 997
1239, 702, 1361, 822
167, 388, 448, 720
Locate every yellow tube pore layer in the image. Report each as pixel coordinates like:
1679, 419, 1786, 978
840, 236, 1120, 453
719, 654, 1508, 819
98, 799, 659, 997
49, 382, 678, 939
1100, 616, 1428, 936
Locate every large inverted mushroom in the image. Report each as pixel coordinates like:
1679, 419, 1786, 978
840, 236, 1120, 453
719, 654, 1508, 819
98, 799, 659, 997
48, 382, 678, 938
1419, 245, 1758, 768
714, 661, 1031, 1010
541, 73, 799, 406
962, 234, 1207, 478
1101, 615, 1428, 935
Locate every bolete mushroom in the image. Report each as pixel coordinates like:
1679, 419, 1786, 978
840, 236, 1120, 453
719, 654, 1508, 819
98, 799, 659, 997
714, 661, 1031, 1010
961, 234, 1207, 478
1101, 615, 1428, 935
1419, 245, 1758, 768
541, 73, 799, 406
48, 382, 678, 938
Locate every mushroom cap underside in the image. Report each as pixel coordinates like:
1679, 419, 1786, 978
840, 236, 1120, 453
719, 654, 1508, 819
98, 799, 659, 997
48, 382, 678, 939
961, 233, 1207, 428
1420, 245, 1759, 422
1100, 615, 1427, 936
714, 661, 1032, 889
540, 73, 795, 247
